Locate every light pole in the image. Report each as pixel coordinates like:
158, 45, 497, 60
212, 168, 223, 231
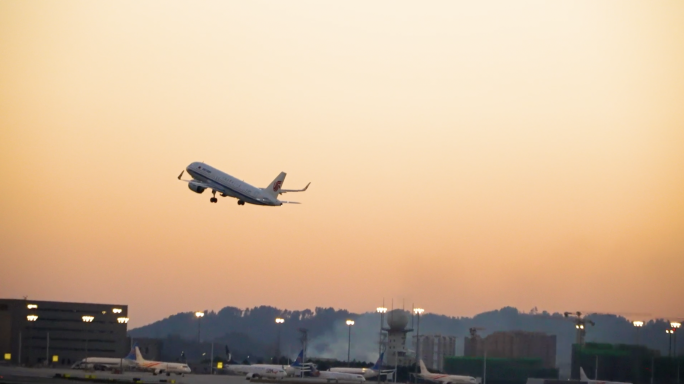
376, 307, 387, 355
633, 321, 644, 345
413, 308, 424, 384
346, 320, 355, 366
275, 318, 285, 362
667, 329, 675, 357
672, 322, 681, 357
117, 317, 129, 370
26, 315, 38, 364
195, 312, 205, 343
82, 316, 94, 364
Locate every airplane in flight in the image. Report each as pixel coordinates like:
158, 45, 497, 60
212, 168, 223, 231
417, 359, 477, 384
134, 346, 191, 376
177, 162, 310, 206
330, 352, 394, 379
71, 344, 137, 371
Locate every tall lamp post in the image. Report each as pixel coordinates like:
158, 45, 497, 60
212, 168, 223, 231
413, 308, 424, 384
117, 317, 129, 371
26, 315, 38, 364
275, 318, 285, 362
671, 322, 681, 357
376, 307, 387, 355
346, 320, 355, 366
667, 329, 675, 357
195, 312, 205, 343
82, 316, 94, 363
376, 307, 387, 383
633, 321, 644, 345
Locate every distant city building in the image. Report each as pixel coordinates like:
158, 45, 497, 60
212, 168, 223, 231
384, 309, 413, 367
571, 342, 661, 382
412, 334, 456, 372
0, 298, 129, 366
464, 331, 556, 368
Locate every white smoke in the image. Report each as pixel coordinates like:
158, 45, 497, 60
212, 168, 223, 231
308, 313, 384, 363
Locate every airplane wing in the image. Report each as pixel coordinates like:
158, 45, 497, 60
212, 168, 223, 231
279, 201, 301, 204
177, 171, 226, 192
279, 182, 310, 194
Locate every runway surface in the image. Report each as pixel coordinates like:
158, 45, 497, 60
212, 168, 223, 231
0, 367, 373, 384
0, 366, 244, 384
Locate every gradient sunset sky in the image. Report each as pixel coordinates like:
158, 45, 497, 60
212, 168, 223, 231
1, 1, 683, 328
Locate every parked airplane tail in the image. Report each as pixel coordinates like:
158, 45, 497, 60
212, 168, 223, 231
291, 349, 305, 367
134, 346, 146, 363
264, 172, 287, 199
124, 343, 138, 360
371, 352, 384, 371
580, 367, 589, 381
419, 359, 430, 374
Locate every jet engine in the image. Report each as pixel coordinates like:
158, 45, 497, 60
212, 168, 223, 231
188, 182, 206, 194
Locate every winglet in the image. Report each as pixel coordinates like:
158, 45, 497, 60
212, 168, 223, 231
178, 170, 184, 180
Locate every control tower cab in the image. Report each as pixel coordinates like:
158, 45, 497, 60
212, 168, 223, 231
384, 309, 413, 366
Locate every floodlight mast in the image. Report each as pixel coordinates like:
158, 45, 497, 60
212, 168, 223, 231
564, 311, 594, 346
377, 306, 387, 355
346, 320, 355, 365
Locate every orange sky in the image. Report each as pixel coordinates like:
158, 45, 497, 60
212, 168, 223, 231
1, 1, 683, 328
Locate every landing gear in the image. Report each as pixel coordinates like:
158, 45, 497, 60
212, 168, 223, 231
237, 200, 245, 206
210, 190, 218, 203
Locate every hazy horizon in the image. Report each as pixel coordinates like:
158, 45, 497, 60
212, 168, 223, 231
2, 1, 683, 329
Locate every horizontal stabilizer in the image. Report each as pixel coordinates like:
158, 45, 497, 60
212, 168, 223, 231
280, 182, 311, 194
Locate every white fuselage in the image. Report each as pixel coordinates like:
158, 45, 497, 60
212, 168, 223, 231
225, 364, 288, 379
72, 357, 136, 370
419, 372, 478, 384
186, 162, 280, 206
134, 347, 190, 375
330, 367, 379, 379
137, 360, 191, 375
312, 370, 366, 382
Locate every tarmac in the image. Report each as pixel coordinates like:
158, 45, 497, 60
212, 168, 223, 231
0, 366, 243, 384
0, 367, 370, 384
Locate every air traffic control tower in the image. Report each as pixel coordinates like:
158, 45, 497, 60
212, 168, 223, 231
384, 309, 413, 367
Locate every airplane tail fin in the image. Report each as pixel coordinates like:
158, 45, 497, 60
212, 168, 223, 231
263, 172, 287, 199
580, 367, 589, 381
124, 343, 138, 360
419, 359, 429, 374
371, 352, 384, 371
291, 349, 305, 367
134, 346, 146, 363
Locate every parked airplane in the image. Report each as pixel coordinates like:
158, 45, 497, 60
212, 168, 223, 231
580, 367, 632, 384
224, 349, 313, 379
178, 162, 310, 206
311, 367, 366, 383
330, 352, 393, 379
71, 344, 137, 371
417, 359, 477, 384
134, 346, 191, 376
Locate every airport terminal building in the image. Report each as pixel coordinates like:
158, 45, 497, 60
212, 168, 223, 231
0, 299, 129, 366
